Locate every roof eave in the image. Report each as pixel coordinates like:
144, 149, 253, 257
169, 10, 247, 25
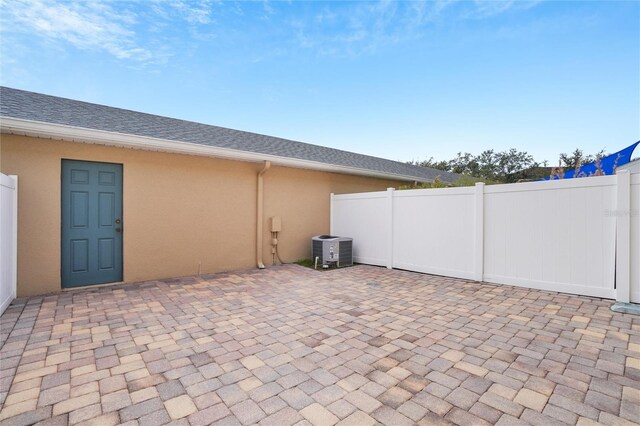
0, 117, 432, 183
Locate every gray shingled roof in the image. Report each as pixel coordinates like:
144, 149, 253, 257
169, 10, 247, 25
0, 87, 458, 183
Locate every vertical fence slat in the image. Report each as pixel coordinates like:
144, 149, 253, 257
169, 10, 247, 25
387, 188, 395, 269
474, 182, 484, 282
1, 174, 17, 315
329, 193, 334, 236
631, 174, 640, 303
11, 176, 17, 299
616, 170, 631, 303
10, 175, 18, 299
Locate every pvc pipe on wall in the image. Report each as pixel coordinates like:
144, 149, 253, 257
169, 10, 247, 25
256, 161, 271, 269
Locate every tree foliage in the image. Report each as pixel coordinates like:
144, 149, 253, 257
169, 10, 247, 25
412, 147, 607, 184
411, 149, 542, 183
558, 148, 606, 169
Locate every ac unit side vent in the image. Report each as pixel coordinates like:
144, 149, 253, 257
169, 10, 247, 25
339, 240, 353, 267
312, 239, 324, 265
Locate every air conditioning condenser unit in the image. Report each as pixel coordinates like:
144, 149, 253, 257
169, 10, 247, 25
311, 235, 353, 268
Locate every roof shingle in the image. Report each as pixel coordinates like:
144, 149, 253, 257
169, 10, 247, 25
0, 87, 457, 183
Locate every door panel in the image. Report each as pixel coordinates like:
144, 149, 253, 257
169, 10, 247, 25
70, 239, 89, 273
62, 160, 123, 287
98, 192, 115, 227
98, 238, 115, 270
71, 192, 89, 228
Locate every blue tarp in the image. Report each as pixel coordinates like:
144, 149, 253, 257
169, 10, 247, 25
546, 141, 639, 180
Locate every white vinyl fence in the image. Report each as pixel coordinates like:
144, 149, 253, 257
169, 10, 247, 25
0, 173, 18, 316
331, 170, 637, 302
630, 172, 640, 303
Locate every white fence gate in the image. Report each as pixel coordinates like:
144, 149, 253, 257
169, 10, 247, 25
0, 173, 18, 316
331, 171, 638, 302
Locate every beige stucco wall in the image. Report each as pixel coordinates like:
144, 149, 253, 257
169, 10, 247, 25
0, 134, 399, 296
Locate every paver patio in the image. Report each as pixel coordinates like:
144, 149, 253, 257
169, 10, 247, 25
0, 264, 638, 426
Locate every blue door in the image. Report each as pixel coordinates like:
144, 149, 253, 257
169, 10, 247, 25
62, 160, 123, 288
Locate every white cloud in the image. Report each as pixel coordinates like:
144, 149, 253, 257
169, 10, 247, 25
262, 0, 275, 18
0, 0, 153, 61
0, 0, 220, 65
162, 0, 214, 24
289, 1, 424, 57
465, 0, 542, 19
0, 0, 543, 69
287, 0, 543, 57
470, 0, 515, 18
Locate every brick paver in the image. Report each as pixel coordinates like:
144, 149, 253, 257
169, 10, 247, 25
1, 264, 638, 425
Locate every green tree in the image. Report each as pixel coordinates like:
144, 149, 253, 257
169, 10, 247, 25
559, 148, 606, 169
496, 149, 538, 183
413, 149, 540, 183
410, 157, 450, 171
412, 147, 606, 184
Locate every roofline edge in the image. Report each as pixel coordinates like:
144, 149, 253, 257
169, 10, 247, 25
0, 117, 432, 183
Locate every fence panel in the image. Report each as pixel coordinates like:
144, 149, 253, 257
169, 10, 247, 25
631, 173, 640, 303
331, 191, 389, 266
483, 177, 617, 299
331, 174, 628, 300
392, 187, 476, 279
0, 174, 17, 316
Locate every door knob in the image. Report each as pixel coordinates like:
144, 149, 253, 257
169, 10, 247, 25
115, 219, 121, 224
115, 228, 122, 233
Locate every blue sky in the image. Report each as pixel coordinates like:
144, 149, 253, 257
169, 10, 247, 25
1, 0, 638, 164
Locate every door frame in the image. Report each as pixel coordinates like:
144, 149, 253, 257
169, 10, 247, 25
61, 159, 124, 288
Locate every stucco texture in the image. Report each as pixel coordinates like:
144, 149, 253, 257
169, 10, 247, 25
0, 135, 400, 296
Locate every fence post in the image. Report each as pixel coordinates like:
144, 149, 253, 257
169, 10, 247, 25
10, 176, 17, 298
329, 193, 334, 236
387, 188, 395, 269
474, 182, 485, 282
615, 170, 630, 303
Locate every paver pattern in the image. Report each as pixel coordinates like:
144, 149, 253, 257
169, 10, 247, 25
0, 264, 639, 425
